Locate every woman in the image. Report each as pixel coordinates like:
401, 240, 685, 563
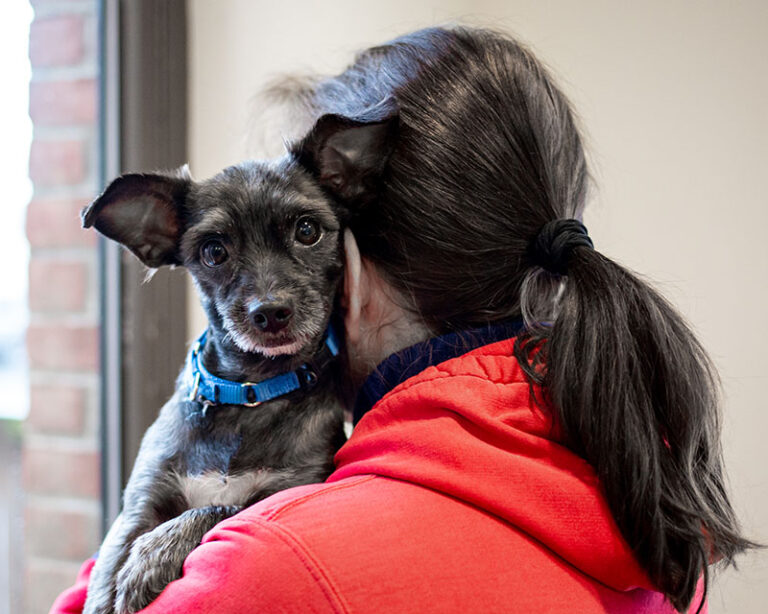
53, 26, 751, 613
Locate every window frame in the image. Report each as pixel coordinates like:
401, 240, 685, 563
99, 0, 189, 533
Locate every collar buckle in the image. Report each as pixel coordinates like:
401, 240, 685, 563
299, 365, 319, 391
242, 384, 262, 407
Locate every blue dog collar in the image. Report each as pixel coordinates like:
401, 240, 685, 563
184, 325, 340, 407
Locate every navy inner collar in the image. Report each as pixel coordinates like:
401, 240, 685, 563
352, 320, 524, 424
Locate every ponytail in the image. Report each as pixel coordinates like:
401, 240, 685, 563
516, 245, 754, 612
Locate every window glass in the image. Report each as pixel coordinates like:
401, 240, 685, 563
0, 2, 32, 613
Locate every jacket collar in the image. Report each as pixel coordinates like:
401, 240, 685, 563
353, 320, 524, 424
335, 334, 655, 593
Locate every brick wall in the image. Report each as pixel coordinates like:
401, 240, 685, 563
23, 1, 100, 612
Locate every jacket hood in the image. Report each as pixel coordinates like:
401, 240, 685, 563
330, 337, 655, 593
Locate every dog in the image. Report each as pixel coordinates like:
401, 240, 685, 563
80, 105, 398, 614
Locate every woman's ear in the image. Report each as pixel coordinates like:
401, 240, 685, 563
342, 229, 363, 345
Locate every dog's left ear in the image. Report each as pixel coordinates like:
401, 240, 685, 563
81, 168, 191, 268
294, 98, 399, 205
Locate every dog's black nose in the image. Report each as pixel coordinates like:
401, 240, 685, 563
249, 301, 293, 333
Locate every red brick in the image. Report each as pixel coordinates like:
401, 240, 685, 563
27, 385, 87, 435
29, 15, 84, 68
29, 139, 87, 186
25, 559, 84, 614
26, 198, 96, 248
25, 503, 99, 560
29, 259, 88, 313
26, 325, 99, 371
30, 79, 97, 125
23, 446, 100, 499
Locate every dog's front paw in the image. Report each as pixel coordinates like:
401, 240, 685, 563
113, 519, 196, 614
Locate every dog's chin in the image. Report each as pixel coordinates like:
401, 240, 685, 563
255, 340, 307, 357
229, 331, 308, 358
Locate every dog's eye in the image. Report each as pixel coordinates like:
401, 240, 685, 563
200, 240, 229, 267
295, 217, 321, 246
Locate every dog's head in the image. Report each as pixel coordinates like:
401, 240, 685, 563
82, 109, 398, 357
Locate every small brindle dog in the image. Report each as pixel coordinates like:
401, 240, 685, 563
81, 107, 398, 614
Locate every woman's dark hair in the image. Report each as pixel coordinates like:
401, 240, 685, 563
301, 26, 752, 611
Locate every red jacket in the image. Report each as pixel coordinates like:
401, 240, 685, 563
51, 336, 702, 613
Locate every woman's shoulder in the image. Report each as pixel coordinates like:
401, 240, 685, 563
210, 473, 684, 614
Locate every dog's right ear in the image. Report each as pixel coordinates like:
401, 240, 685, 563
82, 170, 191, 268
294, 97, 399, 207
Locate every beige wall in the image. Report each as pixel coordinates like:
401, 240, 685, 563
187, 2, 768, 611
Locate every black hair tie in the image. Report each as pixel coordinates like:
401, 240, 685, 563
530, 219, 594, 275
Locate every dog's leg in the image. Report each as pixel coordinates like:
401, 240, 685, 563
84, 417, 185, 614
83, 514, 155, 614
114, 505, 240, 614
